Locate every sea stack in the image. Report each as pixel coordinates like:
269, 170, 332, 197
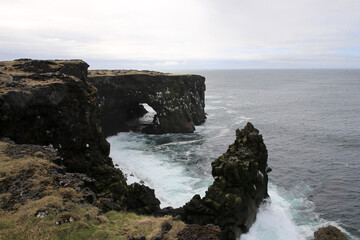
182, 122, 270, 240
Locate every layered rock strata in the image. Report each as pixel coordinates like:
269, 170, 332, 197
0, 59, 160, 214
88, 70, 206, 136
181, 122, 270, 240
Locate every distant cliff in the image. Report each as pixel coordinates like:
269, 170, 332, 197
88, 70, 206, 136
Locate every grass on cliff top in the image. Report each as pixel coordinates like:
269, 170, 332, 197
0, 141, 185, 240
0, 207, 184, 240
88, 69, 183, 77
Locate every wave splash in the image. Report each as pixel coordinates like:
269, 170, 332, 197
107, 132, 357, 240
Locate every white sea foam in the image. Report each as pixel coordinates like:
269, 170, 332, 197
107, 133, 209, 208
241, 184, 303, 240
234, 116, 253, 125
149, 139, 202, 150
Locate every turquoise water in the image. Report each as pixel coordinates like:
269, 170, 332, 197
108, 69, 360, 239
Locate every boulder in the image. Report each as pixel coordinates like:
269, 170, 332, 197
314, 225, 348, 240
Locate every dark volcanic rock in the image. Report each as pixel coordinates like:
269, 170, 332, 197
182, 122, 269, 240
88, 70, 206, 136
314, 225, 348, 240
0, 59, 160, 213
127, 182, 161, 214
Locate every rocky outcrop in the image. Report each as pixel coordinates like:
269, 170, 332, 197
314, 225, 348, 240
180, 122, 270, 240
0, 138, 97, 211
88, 70, 206, 136
0, 59, 160, 213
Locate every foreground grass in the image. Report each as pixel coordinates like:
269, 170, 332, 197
0, 140, 185, 240
0, 206, 184, 240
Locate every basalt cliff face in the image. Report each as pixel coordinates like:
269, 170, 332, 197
88, 70, 206, 136
181, 122, 270, 240
0, 59, 160, 214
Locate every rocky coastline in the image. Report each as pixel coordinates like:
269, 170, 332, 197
0, 59, 344, 239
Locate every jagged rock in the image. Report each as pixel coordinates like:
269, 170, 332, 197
88, 70, 206, 135
177, 224, 221, 240
127, 183, 161, 214
182, 122, 269, 240
0, 59, 161, 213
97, 198, 122, 212
314, 225, 347, 240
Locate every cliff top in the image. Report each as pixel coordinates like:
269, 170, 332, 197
88, 69, 191, 77
0, 59, 86, 75
0, 59, 88, 94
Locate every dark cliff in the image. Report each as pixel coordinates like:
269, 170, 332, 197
0, 59, 160, 214
181, 122, 270, 240
88, 70, 206, 136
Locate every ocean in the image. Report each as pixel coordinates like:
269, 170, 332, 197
107, 69, 360, 239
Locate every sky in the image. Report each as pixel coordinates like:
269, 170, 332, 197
1, 0, 360, 69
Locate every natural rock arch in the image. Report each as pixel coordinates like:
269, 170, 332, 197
88, 70, 206, 136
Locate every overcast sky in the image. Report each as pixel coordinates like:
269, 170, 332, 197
1, 0, 360, 69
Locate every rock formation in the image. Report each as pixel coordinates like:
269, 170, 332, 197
314, 225, 348, 240
0, 59, 159, 214
88, 70, 206, 136
0, 138, 97, 211
181, 122, 270, 240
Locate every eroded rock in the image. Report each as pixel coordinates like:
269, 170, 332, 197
182, 122, 269, 240
88, 70, 206, 135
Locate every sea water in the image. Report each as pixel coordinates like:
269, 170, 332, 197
107, 69, 360, 239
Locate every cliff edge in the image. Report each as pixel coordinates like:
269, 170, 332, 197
0, 59, 160, 214
88, 70, 206, 136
